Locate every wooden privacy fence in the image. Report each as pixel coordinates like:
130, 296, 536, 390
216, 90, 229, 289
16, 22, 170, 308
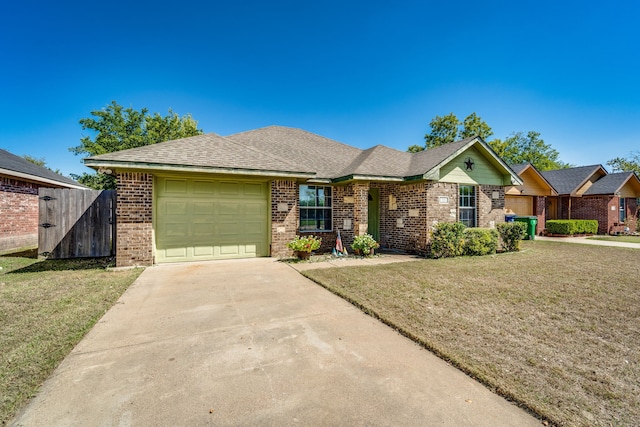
38, 188, 116, 259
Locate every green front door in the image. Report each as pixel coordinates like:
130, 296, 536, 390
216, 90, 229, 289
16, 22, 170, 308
368, 188, 380, 242
155, 176, 269, 263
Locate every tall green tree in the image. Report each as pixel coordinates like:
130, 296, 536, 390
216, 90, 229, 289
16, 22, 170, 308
70, 101, 203, 189
489, 131, 571, 171
460, 112, 493, 140
424, 112, 461, 149
606, 152, 640, 175
415, 112, 492, 152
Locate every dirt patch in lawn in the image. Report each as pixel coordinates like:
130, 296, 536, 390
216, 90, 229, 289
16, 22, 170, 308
0, 253, 142, 425
302, 241, 640, 427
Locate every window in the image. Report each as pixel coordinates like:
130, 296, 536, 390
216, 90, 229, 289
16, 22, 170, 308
620, 197, 626, 223
459, 185, 476, 227
299, 185, 332, 231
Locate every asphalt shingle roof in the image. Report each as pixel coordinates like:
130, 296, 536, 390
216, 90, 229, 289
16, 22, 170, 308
225, 126, 363, 178
583, 172, 638, 195
86, 132, 309, 175
0, 148, 82, 187
86, 126, 515, 183
541, 165, 605, 195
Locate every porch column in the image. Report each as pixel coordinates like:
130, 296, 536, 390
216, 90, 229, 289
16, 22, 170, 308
352, 182, 370, 237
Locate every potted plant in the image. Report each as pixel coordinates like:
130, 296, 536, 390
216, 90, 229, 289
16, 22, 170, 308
351, 234, 380, 257
287, 235, 322, 260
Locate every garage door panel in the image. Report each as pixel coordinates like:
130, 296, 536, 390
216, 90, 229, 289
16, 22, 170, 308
164, 201, 187, 215
219, 182, 240, 196
244, 202, 265, 216
244, 183, 265, 197
219, 245, 241, 256
193, 246, 214, 257
165, 246, 188, 259
164, 179, 188, 194
218, 201, 240, 215
156, 177, 268, 263
244, 221, 266, 235
193, 181, 215, 194
193, 201, 214, 214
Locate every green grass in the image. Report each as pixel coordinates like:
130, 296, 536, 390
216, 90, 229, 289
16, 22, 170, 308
302, 241, 640, 427
0, 250, 142, 425
587, 235, 640, 244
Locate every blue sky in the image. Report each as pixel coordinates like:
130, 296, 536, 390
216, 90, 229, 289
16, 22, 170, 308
1, 0, 638, 177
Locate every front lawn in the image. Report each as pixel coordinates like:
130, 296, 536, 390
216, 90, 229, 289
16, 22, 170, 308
302, 241, 640, 427
0, 251, 142, 425
587, 235, 640, 244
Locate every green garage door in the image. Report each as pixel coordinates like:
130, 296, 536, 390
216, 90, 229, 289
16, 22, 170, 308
155, 176, 269, 263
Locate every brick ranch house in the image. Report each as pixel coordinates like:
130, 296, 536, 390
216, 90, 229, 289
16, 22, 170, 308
84, 126, 523, 267
0, 148, 85, 253
541, 165, 640, 235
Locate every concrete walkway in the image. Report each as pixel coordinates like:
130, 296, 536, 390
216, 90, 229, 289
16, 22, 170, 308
535, 235, 640, 249
11, 258, 539, 426
290, 252, 421, 271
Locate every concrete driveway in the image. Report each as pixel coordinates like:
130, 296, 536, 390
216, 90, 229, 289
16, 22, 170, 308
11, 258, 539, 426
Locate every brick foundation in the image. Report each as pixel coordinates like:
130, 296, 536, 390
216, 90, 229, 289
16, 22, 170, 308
116, 172, 153, 266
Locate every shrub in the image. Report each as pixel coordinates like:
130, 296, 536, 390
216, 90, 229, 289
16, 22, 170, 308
546, 220, 598, 235
287, 235, 322, 253
429, 222, 466, 258
464, 228, 499, 256
497, 222, 527, 252
351, 234, 380, 256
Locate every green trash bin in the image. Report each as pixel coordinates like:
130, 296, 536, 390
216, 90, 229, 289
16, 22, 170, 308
514, 216, 537, 240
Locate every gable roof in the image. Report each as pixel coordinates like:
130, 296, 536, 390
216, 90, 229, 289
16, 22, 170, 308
85, 125, 522, 185
0, 148, 84, 189
583, 172, 640, 196
508, 163, 557, 195
541, 165, 607, 196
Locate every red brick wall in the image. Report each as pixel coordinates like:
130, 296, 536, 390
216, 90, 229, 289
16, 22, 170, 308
478, 185, 505, 228
116, 172, 153, 266
270, 180, 298, 257
569, 196, 614, 234
626, 198, 638, 232
0, 176, 39, 252
534, 196, 546, 235
376, 182, 430, 253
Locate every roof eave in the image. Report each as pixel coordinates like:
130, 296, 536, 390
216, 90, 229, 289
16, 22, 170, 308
330, 174, 405, 184
83, 160, 316, 179
0, 167, 85, 190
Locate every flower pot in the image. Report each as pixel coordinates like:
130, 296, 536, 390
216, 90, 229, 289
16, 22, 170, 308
295, 251, 311, 260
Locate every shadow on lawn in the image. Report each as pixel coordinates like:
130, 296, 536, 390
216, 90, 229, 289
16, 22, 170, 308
3, 251, 115, 274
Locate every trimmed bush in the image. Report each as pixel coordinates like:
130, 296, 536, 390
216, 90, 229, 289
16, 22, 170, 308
429, 222, 466, 258
464, 228, 499, 256
497, 222, 527, 252
546, 220, 598, 235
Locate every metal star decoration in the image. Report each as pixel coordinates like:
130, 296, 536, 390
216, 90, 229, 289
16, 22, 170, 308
464, 157, 474, 171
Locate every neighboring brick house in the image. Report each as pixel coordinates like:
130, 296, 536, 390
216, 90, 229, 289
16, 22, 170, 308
505, 163, 557, 235
541, 165, 640, 235
0, 149, 85, 253
84, 126, 522, 267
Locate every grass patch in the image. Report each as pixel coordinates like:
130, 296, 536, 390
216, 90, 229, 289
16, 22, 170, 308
0, 251, 142, 425
587, 235, 640, 244
302, 241, 640, 426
